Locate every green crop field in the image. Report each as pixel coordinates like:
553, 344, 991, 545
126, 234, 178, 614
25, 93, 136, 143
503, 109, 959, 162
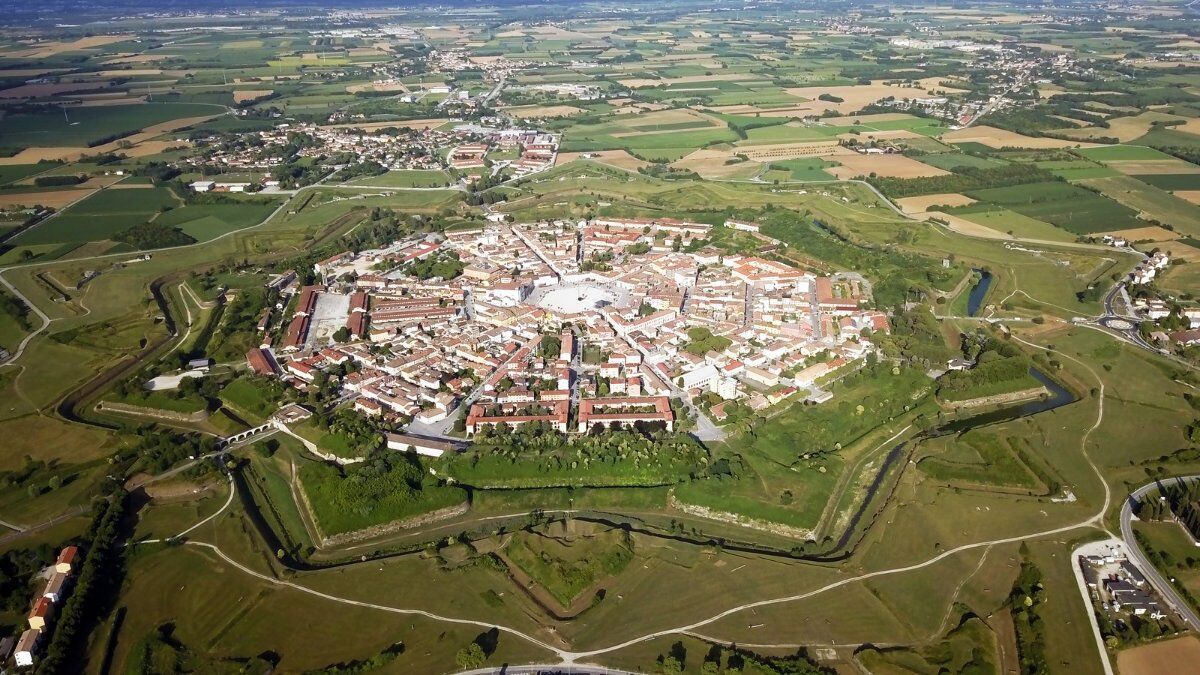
153, 199, 283, 241
946, 204, 1078, 242
917, 152, 1008, 171
965, 181, 1140, 234
1077, 144, 1174, 162
768, 157, 837, 180
1080, 175, 1200, 236
0, 163, 50, 186
0, 103, 224, 149
9, 186, 181, 245
1137, 173, 1200, 191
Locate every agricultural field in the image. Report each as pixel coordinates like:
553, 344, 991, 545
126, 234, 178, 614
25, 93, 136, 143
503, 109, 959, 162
964, 181, 1141, 235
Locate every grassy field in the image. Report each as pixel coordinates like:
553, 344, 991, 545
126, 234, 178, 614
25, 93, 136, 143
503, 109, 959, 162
504, 526, 633, 607
767, 157, 837, 181
917, 153, 1008, 171
297, 452, 467, 537
153, 199, 284, 241
0, 103, 223, 149
1133, 520, 1200, 604
346, 169, 455, 188
1077, 145, 1174, 162
945, 204, 1078, 242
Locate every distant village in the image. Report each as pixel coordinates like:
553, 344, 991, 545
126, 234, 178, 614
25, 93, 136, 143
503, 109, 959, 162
183, 121, 559, 185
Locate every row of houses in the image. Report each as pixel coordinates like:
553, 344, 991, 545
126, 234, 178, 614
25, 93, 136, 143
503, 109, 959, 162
5, 546, 78, 668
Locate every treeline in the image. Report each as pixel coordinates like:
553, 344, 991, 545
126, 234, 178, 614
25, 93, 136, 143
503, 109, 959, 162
120, 426, 217, 475
0, 287, 31, 331
867, 164, 1057, 199
1056, 87, 1199, 110
880, 305, 956, 366
335, 160, 388, 182
33, 174, 84, 187
1151, 145, 1200, 167
86, 129, 138, 148
981, 102, 1107, 136
1138, 480, 1200, 542
1009, 547, 1049, 675
724, 115, 790, 140
38, 492, 127, 674
303, 643, 406, 674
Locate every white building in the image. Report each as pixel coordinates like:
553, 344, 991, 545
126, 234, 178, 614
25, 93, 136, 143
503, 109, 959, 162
680, 363, 719, 390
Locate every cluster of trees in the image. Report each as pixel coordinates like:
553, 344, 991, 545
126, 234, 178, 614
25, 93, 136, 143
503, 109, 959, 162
302, 449, 451, 520
684, 326, 733, 356
114, 221, 195, 250
33, 174, 84, 187
403, 250, 464, 280
867, 164, 1056, 200
340, 207, 447, 252
637, 164, 701, 180
1138, 480, 1200, 542
86, 129, 138, 148
938, 350, 1033, 399
335, 160, 388, 182
0, 545, 55, 622
458, 425, 710, 486
878, 305, 956, 366
311, 408, 383, 457
121, 426, 217, 474
137, 161, 181, 184
538, 334, 562, 359
272, 161, 326, 189
1009, 547, 1048, 675
464, 172, 508, 206
656, 642, 833, 675
38, 492, 127, 673
0, 287, 31, 332
0, 456, 77, 500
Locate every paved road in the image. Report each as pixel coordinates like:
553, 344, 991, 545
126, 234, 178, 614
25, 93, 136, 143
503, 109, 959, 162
1120, 475, 1200, 629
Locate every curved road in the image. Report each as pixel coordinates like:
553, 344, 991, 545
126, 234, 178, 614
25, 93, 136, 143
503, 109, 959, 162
125, 332, 1116, 668
1120, 475, 1200, 628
